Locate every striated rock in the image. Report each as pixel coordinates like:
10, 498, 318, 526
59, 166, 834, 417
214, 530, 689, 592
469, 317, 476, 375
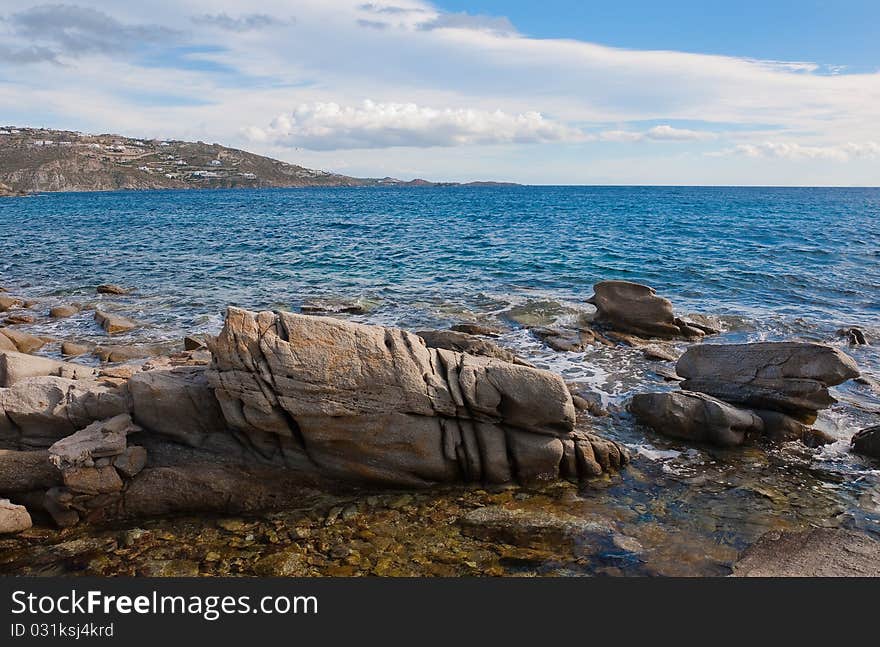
0, 499, 32, 534
207, 307, 585, 486
4, 313, 35, 325
129, 367, 226, 447
416, 329, 527, 366
631, 390, 764, 446
0, 376, 130, 448
0, 295, 23, 312
96, 284, 129, 295
50, 304, 81, 318
851, 425, 880, 459
49, 414, 139, 469
1, 350, 95, 387
0, 328, 45, 353
676, 342, 860, 417
94, 310, 137, 334
587, 281, 697, 340
732, 528, 880, 577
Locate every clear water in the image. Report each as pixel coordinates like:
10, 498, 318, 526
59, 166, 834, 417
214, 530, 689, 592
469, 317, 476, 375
2, 186, 880, 571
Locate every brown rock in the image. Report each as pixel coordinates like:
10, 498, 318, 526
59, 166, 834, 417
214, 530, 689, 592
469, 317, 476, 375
62, 465, 124, 494
0, 499, 32, 534
0, 295, 23, 312
851, 425, 880, 459
94, 310, 138, 334
587, 281, 688, 339
184, 335, 206, 350
449, 323, 505, 337
61, 341, 92, 357
416, 329, 527, 365
0, 350, 95, 387
4, 313, 35, 325
50, 304, 81, 318
0, 328, 46, 353
113, 445, 147, 478
96, 284, 129, 295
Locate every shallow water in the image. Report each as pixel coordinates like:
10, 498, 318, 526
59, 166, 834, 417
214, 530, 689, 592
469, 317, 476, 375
1, 186, 879, 575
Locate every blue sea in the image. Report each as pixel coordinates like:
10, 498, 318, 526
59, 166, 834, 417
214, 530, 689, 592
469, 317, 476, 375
2, 186, 880, 554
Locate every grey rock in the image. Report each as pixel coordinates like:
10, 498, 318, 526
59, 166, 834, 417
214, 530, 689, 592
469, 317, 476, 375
416, 329, 526, 365
851, 425, 880, 459
113, 445, 147, 478
588, 281, 694, 339
0, 350, 95, 387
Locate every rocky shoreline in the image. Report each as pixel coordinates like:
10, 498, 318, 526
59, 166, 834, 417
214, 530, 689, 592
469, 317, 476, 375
1, 279, 878, 576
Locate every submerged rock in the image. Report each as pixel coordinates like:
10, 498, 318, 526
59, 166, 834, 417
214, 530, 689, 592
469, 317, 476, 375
96, 284, 130, 295
676, 341, 860, 418
732, 528, 880, 577
631, 390, 763, 446
449, 323, 504, 337
851, 425, 880, 459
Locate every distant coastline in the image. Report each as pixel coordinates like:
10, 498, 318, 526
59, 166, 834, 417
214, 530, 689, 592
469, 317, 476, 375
0, 126, 517, 196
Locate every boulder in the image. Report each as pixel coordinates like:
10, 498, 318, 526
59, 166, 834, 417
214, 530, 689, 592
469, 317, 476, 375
62, 465, 124, 495
0, 328, 46, 353
184, 335, 207, 350
96, 284, 129, 295
61, 341, 92, 357
50, 304, 81, 318
732, 528, 880, 577
0, 499, 32, 534
851, 425, 880, 459
49, 414, 139, 469
129, 367, 226, 446
0, 350, 95, 387
587, 281, 696, 339
416, 329, 526, 365
449, 323, 504, 337
631, 390, 764, 446
93, 344, 168, 362
4, 313, 35, 325
206, 307, 588, 486
94, 310, 137, 334
0, 295, 23, 312
754, 410, 832, 447
0, 449, 61, 492
837, 327, 867, 345
0, 332, 14, 352
676, 342, 860, 417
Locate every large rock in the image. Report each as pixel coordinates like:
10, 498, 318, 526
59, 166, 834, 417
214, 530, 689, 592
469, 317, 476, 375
631, 390, 764, 446
0, 295, 23, 312
676, 342, 860, 417
851, 425, 880, 459
416, 329, 527, 365
0, 328, 45, 353
0, 449, 61, 492
0, 376, 130, 448
206, 307, 583, 486
0, 351, 95, 387
732, 528, 880, 577
587, 281, 698, 339
129, 367, 226, 446
0, 499, 31, 534
94, 310, 137, 334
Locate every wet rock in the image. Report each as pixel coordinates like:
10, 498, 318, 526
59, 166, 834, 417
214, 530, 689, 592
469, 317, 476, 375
94, 310, 138, 335
754, 410, 832, 446
207, 307, 583, 486
44, 488, 80, 527
503, 300, 579, 328
851, 425, 880, 459
4, 313, 35, 325
129, 367, 226, 446
531, 327, 593, 352
0, 499, 32, 534
300, 298, 372, 315
0, 295, 23, 312
61, 342, 92, 357
837, 327, 867, 345
631, 390, 763, 447
449, 323, 504, 337
678, 313, 723, 335
416, 329, 526, 365
1, 350, 95, 387
0, 328, 46, 353
93, 344, 167, 362
642, 344, 678, 362
50, 304, 81, 318
184, 335, 207, 351
96, 284, 130, 295
587, 281, 697, 340
139, 559, 199, 577
567, 387, 609, 417
254, 548, 307, 576
676, 342, 860, 417
732, 528, 880, 577
459, 505, 615, 548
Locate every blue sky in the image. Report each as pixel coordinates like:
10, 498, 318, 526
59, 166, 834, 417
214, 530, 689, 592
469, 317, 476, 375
0, 1, 877, 185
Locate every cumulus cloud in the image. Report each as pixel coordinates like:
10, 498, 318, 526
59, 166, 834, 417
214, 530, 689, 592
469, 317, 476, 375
417, 12, 517, 35
5, 4, 179, 58
710, 141, 880, 161
359, 3, 426, 15
245, 101, 586, 149
191, 13, 289, 32
600, 125, 717, 142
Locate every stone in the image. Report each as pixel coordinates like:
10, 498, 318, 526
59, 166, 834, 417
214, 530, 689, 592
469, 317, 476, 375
0, 332, 14, 352
531, 327, 593, 352
0, 295, 23, 312
837, 327, 867, 345
44, 487, 80, 527
4, 313, 35, 325
96, 284, 129, 295
459, 505, 616, 548
94, 310, 137, 335
0, 449, 61, 492
206, 307, 582, 486
676, 341, 860, 417
129, 367, 227, 446
0, 499, 32, 534
254, 548, 307, 576
0, 328, 45, 353
851, 425, 880, 459
630, 390, 764, 446
754, 410, 832, 446
642, 344, 678, 362
93, 344, 167, 362
0, 350, 95, 387
49, 414, 138, 469
50, 304, 81, 318
732, 528, 880, 577
113, 445, 147, 478
139, 559, 200, 577
62, 465, 124, 494
449, 323, 504, 337
61, 341, 92, 357
416, 329, 526, 365
587, 281, 694, 339
184, 335, 207, 350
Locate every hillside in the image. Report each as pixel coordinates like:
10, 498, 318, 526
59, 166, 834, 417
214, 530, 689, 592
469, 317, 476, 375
0, 126, 510, 194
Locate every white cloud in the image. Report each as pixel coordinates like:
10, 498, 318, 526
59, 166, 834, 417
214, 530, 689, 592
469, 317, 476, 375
246, 100, 587, 149
711, 141, 880, 161
600, 125, 717, 143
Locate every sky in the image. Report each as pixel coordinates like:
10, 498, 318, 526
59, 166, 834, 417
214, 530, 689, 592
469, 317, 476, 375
0, 1, 878, 185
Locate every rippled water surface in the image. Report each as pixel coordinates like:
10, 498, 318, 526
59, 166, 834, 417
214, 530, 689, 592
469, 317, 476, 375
1, 186, 879, 575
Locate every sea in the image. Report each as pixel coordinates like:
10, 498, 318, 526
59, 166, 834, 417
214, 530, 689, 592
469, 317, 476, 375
2, 185, 879, 574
